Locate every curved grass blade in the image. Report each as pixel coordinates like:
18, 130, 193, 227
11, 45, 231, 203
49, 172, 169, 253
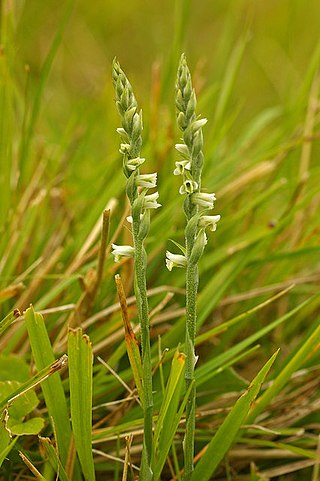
115, 274, 143, 406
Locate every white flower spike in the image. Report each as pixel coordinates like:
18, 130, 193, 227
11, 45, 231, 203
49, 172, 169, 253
111, 244, 135, 262
199, 215, 221, 232
135, 173, 157, 189
165, 251, 187, 271
192, 192, 216, 208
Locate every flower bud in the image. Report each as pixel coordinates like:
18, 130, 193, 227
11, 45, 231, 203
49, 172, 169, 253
192, 118, 207, 132
175, 143, 190, 156
138, 210, 150, 240
189, 230, 207, 265
177, 111, 187, 130
116, 127, 129, 141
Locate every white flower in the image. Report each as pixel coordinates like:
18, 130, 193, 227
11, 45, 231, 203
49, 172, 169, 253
165, 251, 187, 271
111, 244, 135, 262
199, 215, 221, 231
119, 143, 131, 155
179, 179, 198, 195
143, 192, 161, 209
175, 143, 189, 156
135, 173, 157, 189
192, 192, 216, 208
174, 160, 192, 176
126, 157, 145, 171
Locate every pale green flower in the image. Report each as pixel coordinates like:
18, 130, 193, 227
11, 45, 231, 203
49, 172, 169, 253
199, 215, 221, 231
174, 160, 192, 176
126, 157, 145, 171
111, 244, 135, 262
143, 192, 161, 209
179, 179, 198, 195
165, 251, 187, 271
192, 192, 216, 208
135, 173, 157, 189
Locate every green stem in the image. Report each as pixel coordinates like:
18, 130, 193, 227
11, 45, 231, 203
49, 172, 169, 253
133, 234, 153, 481
183, 239, 198, 481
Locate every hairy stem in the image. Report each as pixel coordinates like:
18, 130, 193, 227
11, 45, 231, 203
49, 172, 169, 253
133, 235, 153, 481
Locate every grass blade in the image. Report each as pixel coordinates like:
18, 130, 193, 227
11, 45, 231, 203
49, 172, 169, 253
192, 350, 279, 481
68, 328, 96, 481
115, 274, 144, 406
153, 351, 191, 481
0, 309, 20, 336
39, 436, 71, 481
246, 319, 320, 423
24, 306, 77, 476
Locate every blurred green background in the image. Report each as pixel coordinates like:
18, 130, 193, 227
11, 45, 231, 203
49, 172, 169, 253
10, 0, 320, 212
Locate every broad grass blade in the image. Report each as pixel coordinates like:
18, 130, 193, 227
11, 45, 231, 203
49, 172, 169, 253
68, 328, 96, 481
24, 306, 75, 473
192, 350, 279, 481
152, 350, 191, 481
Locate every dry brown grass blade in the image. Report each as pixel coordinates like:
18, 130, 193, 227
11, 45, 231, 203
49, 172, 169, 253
0, 282, 25, 301
19, 451, 46, 480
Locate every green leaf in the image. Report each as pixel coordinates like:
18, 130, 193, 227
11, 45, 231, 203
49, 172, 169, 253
154, 350, 186, 450
0, 380, 39, 419
153, 350, 191, 481
0, 354, 29, 382
192, 350, 279, 481
68, 328, 96, 481
8, 417, 44, 436
168, 239, 187, 256
24, 306, 74, 471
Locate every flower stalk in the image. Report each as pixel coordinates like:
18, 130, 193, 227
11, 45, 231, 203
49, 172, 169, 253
112, 59, 159, 481
171, 54, 220, 481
